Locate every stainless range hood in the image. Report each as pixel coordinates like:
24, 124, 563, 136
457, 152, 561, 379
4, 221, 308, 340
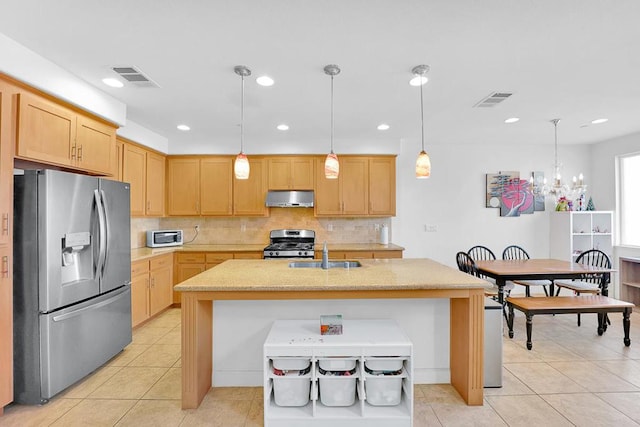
265, 190, 314, 208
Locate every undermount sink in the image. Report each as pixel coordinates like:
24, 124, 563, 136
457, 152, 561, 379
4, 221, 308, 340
288, 260, 362, 269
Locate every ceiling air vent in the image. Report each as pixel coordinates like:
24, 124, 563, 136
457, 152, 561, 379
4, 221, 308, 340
473, 92, 513, 108
111, 66, 160, 88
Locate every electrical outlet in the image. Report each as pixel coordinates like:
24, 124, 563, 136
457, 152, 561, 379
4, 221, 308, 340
374, 224, 380, 231
327, 223, 333, 232
424, 224, 438, 232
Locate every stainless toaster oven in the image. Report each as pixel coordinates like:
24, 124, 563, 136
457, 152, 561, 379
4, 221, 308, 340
146, 230, 183, 248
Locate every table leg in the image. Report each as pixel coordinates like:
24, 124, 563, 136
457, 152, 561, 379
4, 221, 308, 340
496, 278, 506, 305
525, 314, 533, 350
508, 304, 514, 339
623, 308, 631, 347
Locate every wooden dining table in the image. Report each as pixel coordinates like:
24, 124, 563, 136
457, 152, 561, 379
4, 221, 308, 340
475, 258, 614, 304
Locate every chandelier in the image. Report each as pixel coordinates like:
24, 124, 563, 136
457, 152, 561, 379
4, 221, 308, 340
540, 119, 586, 203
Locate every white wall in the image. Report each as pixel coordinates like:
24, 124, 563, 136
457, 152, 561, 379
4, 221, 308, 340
0, 33, 126, 126
393, 138, 591, 267
590, 131, 640, 297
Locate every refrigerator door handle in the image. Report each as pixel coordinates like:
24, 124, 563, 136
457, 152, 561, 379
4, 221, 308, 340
52, 287, 127, 322
100, 189, 110, 274
94, 190, 107, 278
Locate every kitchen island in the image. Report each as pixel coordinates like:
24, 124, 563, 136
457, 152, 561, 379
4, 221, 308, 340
174, 258, 491, 409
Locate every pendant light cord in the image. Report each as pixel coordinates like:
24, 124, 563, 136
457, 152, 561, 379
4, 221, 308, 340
330, 74, 334, 154
552, 118, 560, 177
240, 74, 245, 154
420, 77, 425, 152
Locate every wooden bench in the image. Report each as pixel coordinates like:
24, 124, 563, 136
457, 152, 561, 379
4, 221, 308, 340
506, 295, 634, 350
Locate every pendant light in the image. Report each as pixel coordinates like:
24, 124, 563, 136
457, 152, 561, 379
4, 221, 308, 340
234, 65, 251, 180
412, 65, 431, 179
324, 64, 341, 179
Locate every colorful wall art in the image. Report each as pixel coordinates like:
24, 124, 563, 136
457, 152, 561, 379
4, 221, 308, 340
486, 171, 545, 217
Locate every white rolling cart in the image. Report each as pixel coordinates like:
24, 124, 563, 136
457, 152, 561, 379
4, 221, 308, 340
263, 319, 413, 427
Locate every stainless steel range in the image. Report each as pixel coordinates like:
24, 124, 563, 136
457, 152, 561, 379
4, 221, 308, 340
263, 229, 315, 259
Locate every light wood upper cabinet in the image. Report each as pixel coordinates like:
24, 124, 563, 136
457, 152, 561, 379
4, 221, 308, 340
15, 92, 117, 176
369, 156, 396, 216
315, 155, 395, 217
234, 157, 268, 216
123, 143, 146, 216
201, 157, 233, 216
341, 157, 369, 216
122, 140, 165, 217
105, 138, 124, 182
167, 157, 200, 215
315, 156, 368, 216
167, 157, 234, 216
314, 156, 343, 216
268, 156, 314, 190
75, 115, 116, 175
16, 92, 75, 167
145, 151, 165, 216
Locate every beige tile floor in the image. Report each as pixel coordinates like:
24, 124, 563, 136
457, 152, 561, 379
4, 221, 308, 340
2, 307, 640, 426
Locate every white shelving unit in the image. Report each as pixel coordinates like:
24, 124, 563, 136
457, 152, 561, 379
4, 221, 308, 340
263, 319, 413, 427
549, 211, 613, 261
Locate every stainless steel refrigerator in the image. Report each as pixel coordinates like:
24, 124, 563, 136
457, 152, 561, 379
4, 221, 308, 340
13, 169, 132, 404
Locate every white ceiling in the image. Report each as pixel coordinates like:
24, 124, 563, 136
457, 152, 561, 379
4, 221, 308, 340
1, 0, 639, 153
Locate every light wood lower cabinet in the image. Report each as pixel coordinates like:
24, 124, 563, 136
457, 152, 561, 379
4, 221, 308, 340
173, 251, 264, 303
315, 250, 403, 260
131, 253, 174, 327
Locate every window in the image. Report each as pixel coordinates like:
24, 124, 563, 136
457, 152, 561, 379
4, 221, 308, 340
618, 152, 640, 246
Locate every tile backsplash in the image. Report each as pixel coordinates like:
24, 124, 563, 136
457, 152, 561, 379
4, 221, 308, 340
131, 209, 391, 248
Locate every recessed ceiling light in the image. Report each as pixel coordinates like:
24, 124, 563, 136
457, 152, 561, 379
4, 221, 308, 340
591, 118, 608, 124
377, 123, 390, 130
504, 117, 520, 124
409, 76, 428, 86
102, 78, 124, 88
177, 124, 190, 131
276, 124, 289, 131
256, 76, 274, 86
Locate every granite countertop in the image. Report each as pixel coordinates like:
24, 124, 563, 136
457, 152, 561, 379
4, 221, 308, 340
174, 258, 491, 292
131, 243, 405, 262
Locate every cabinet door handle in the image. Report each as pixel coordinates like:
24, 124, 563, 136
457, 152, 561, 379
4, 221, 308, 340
147, 201, 151, 211
77, 145, 83, 162
1, 256, 8, 278
151, 277, 155, 287
2, 213, 8, 236
71, 144, 77, 160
